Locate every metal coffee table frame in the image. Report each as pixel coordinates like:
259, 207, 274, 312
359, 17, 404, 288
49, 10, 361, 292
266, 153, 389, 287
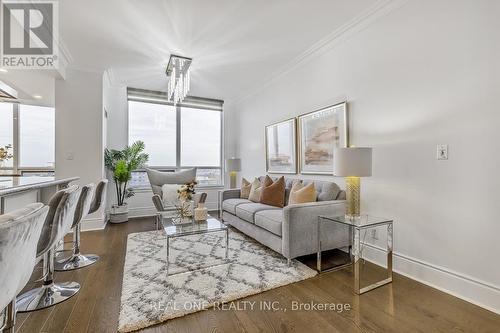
317, 215, 394, 295
157, 214, 229, 275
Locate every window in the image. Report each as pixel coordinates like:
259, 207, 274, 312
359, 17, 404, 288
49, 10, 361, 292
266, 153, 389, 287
0, 103, 55, 173
127, 89, 223, 187
19, 104, 55, 168
128, 101, 176, 166
181, 107, 221, 167
0, 103, 14, 168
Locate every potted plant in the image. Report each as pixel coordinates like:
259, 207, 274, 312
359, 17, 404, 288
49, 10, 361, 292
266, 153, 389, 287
104, 141, 148, 223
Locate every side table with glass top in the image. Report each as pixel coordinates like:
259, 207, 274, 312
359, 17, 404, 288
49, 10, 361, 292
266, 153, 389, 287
318, 215, 394, 295
157, 214, 229, 275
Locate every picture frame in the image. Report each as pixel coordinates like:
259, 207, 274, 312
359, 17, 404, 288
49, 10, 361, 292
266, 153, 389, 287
265, 118, 297, 174
298, 102, 348, 175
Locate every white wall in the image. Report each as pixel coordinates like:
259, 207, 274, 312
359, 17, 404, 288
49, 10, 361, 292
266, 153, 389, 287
232, 0, 500, 313
55, 68, 106, 230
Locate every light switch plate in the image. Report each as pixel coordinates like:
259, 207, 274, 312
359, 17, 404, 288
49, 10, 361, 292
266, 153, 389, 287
66, 152, 74, 160
437, 144, 448, 160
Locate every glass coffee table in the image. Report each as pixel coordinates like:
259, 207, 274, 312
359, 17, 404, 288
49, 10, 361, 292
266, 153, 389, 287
318, 215, 394, 294
156, 213, 229, 275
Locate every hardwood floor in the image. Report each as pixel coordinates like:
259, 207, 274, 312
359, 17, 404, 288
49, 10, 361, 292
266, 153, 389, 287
16, 216, 500, 333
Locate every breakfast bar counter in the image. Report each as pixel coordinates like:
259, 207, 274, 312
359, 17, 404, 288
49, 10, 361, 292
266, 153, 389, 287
0, 176, 79, 214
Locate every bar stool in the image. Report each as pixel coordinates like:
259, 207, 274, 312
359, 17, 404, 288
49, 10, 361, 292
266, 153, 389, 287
0, 203, 49, 333
54, 183, 95, 271
16, 185, 82, 312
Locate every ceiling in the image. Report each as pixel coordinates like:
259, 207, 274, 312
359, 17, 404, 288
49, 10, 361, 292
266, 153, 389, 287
2, 0, 378, 105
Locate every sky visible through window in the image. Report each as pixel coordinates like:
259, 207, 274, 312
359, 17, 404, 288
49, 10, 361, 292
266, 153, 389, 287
19, 104, 55, 168
128, 101, 177, 166
181, 107, 221, 166
0, 103, 13, 167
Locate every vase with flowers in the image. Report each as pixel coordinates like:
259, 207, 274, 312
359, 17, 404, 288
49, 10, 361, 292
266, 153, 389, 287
0, 144, 13, 168
175, 181, 197, 222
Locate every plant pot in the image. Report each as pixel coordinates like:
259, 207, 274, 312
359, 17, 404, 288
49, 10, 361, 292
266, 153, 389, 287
110, 203, 129, 223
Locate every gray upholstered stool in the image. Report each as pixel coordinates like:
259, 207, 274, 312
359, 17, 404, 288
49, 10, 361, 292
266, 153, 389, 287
54, 183, 96, 271
0, 203, 49, 333
16, 185, 82, 312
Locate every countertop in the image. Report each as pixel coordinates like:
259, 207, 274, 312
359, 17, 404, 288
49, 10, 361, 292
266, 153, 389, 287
0, 176, 80, 196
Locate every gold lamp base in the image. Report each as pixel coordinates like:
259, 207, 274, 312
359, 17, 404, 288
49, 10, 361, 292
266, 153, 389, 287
345, 177, 361, 218
229, 171, 238, 189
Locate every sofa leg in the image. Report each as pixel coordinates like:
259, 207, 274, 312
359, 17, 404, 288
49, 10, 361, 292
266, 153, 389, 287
287, 259, 291, 267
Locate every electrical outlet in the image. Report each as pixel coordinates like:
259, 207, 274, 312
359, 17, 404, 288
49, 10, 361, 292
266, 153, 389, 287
370, 229, 378, 240
437, 144, 448, 160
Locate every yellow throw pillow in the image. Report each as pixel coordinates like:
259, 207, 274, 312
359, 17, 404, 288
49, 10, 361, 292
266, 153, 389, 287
240, 178, 251, 199
288, 182, 317, 205
248, 177, 272, 202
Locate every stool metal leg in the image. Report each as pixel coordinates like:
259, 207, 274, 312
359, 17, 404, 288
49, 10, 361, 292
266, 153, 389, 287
1, 299, 16, 333
17, 249, 80, 312
54, 224, 99, 271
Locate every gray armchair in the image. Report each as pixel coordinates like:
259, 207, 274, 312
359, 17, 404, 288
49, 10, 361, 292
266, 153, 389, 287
146, 168, 205, 216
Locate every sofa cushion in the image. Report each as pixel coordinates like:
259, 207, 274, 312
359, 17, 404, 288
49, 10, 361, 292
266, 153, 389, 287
240, 178, 252, 199
249, 176, 273, 202
303, 180, 340, 201
289, 181, 316, 205
254, 210, 283, 236
260, 176, 285, 208
260, 176, 342, 202
222, 198, 251, 215
235, 202, 280, 223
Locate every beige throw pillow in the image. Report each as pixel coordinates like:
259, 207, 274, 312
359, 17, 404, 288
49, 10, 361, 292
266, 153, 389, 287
248, 177, 273, 202
240, 178, 252, 199
288, 181, 317, 205
161, 184, 182, 207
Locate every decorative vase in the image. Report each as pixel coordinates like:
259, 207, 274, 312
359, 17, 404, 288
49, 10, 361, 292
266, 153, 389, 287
194, 203, 208, 221
110, 203, 129, 223
181, 200, 194, 217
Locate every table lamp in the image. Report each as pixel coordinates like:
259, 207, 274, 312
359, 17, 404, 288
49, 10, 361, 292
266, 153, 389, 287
226, 158, 241, 189
333, 147, 372, 218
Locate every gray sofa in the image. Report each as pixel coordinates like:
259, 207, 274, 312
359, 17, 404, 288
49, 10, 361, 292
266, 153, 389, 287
220, 177, 350, 264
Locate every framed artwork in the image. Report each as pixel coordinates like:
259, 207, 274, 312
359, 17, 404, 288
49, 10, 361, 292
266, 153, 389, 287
265, 118, 297, 174
298, 102, 348, 174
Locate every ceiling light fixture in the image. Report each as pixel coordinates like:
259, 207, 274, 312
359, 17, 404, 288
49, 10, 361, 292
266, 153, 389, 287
165, 54, 192, 105
33, 94, 42, 99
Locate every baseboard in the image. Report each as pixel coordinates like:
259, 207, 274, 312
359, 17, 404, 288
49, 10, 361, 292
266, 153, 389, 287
128, 202, 219, 219
361, 243, 500, 315
81, 216, 107, 231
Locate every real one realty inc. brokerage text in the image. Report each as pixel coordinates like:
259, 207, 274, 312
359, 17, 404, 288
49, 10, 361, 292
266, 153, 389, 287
151, 300, 352, 313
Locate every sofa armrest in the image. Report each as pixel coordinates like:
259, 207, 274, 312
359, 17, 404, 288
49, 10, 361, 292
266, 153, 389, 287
282, 200, 348, 259
221, 189, 241, 201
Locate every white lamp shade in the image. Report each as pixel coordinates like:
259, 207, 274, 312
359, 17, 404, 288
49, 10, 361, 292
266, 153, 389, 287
333, 147, 372, 177
225, 158, 241, 172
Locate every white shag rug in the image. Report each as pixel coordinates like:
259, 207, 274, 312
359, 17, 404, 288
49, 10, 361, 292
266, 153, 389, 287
118, 227, 317, 332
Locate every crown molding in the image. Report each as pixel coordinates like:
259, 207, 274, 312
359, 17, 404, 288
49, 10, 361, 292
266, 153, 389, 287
65, 65, 105, 75
234, 0, 409, 105
57, 39, 73, 67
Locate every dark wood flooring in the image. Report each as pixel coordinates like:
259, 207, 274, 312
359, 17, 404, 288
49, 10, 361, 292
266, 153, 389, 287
15, 216, 500, 333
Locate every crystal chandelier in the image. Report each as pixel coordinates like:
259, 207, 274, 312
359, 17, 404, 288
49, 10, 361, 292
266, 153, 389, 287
165, 54, 192, 105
